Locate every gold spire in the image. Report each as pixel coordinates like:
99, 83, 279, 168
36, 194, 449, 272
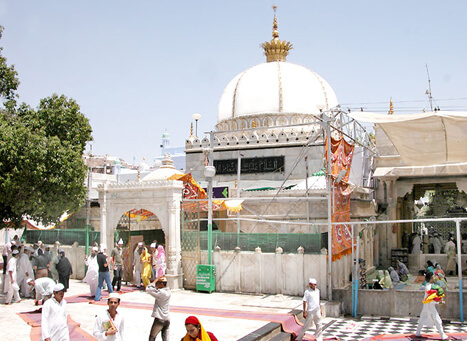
388, 98, 394, 115
190, 122, 194, 137
261, 5, 293, 62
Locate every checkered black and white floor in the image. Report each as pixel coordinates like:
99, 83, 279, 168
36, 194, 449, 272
304, 316, 467, 340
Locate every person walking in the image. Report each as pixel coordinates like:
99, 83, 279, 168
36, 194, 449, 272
444, 237, 457, 276
150, 243, 158, 281
141, 247, 152, 288
133, 242, 143, 288
155, 245, 167, 278
2, 239, 15, 274
17, 246, 34, 298
34, 248, 50, 279
83, 246, 99, 297
415, 272, 448, 339
296, 278, 323, 341
93, 293, 125, 340
111, 239, 124, 292
49, 247, 60, 283
4, 249, 21, 304
41, 283, 70, 341
56, 250, 73, 292
147, 276, 171, 341
95, 244, 114, 301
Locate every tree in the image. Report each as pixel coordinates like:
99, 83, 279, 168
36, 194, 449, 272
0, 26, 93, 227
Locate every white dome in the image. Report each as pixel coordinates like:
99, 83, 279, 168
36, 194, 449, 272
218, 62, 338, 123
139, 161, 149, 171
142, 154, 182, 181
142, 167, 182, 181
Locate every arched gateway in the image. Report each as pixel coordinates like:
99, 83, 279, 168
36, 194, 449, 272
97, 177, 184, 289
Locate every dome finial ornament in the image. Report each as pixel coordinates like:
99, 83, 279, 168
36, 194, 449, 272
261, 5, 293, 62
272, 5, 279, 39
388, 98, 394, 115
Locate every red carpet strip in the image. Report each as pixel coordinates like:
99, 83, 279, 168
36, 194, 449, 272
17, 309, 96, 341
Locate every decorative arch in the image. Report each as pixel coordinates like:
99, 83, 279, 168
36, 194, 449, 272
98, 180, 184, 289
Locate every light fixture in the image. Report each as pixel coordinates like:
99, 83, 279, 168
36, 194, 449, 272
204, 165, 216, 178
192, 113, 202, 138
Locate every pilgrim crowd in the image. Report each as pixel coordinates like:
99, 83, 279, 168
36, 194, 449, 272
1, 232, 466, 340
1, 235, 219, 341
2, 235, 74, 305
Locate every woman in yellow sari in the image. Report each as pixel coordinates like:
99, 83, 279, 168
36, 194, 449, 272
182, 316, 218, 341
140, 247, 152, 288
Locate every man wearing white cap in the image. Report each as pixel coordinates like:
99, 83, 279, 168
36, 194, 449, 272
4, 249, 21, 304
2, 239, 15, 274
296, 278, 323, 341
150, 242, 158, 280
27, 277, 55, 305
41, 283, 69, 341
111, 239, 124, 292
147, 276, 170, 341
133, 242, 144, 288
83, 246, 100, 297
93, 292, 125, 340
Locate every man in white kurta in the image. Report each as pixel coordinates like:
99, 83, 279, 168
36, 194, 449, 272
432, 233, 442, 254
412, 233, 421, 255
17, 246, 34, 298
83, 246, 99, 296
444, 237, 457, 275
41, 283, 69, 341
28, 277, 55, 305
4, 249, 21, 304
93, 293, 125, 340
296, 278, 322, 341
416, 272, 448, 339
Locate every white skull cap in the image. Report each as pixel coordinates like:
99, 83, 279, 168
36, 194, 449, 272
309, 278, 317, 284
108, 292, 120, 300
53, 283, 65, 292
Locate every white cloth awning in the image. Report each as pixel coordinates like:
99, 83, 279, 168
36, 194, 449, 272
349, 111, 467, 166
373, 163, 467, 178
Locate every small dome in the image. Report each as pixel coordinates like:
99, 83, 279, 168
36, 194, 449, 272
162, 130, 170, 139
139, 160, 149, 171
143, 154, 183, 181
217, 62, 338, 123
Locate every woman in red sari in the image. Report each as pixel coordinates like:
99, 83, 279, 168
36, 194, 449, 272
181, 316, 218, 341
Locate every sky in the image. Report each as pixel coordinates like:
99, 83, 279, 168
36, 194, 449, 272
1, 1, 466, 165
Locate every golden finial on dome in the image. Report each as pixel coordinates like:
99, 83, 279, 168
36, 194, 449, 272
261, 5, 293, 62
190, 122, 194, 136
388, 98, 394, 115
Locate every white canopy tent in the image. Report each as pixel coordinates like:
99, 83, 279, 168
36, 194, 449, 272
348, 111, 467, 166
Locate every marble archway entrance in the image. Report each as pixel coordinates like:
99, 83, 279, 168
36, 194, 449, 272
97, 179, 184, 289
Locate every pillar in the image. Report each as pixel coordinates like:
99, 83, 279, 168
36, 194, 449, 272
255, 246, 262, 294
275, 247, 283, 294
100, 182, 108, 248
166, 198, 183, 290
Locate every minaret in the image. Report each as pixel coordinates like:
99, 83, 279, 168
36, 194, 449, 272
388, 98, 394, 115
261, 5, 293, 62
160, 130, 170, 154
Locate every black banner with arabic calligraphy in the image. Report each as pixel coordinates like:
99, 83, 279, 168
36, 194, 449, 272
214, 156, 285, 175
